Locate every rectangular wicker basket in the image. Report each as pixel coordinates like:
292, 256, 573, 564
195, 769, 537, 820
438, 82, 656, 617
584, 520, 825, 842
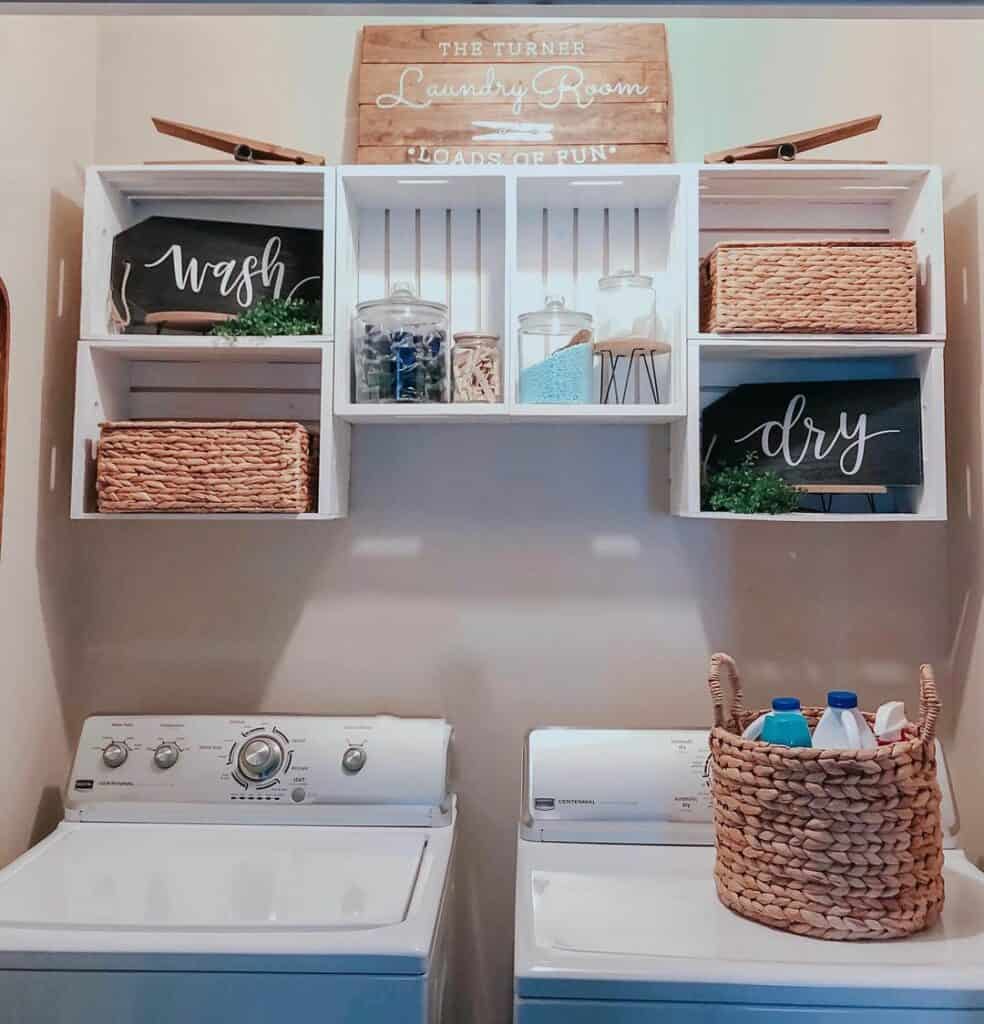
700, 240, 918, 334
96, 421, 314, 514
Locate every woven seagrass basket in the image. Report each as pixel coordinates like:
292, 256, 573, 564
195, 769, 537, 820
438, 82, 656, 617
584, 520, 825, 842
700, 241, 918, 334
707, 653, 944, 941
96, 420, 314, 514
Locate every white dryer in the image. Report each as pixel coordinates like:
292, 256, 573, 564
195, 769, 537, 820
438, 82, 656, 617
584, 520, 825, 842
515, 728, 984, 1022
0, 714, 455, 1023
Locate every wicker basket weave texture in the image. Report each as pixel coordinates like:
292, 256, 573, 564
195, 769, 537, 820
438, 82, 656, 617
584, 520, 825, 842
97, 421, 313, 514
701, 241, 918, 334
707, 653, 943, 941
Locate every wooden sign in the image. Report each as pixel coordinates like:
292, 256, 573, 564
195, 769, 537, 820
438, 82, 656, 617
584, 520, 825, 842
358, 22, 671, 167
110, 216, 323, 333
701, 379, 923, 487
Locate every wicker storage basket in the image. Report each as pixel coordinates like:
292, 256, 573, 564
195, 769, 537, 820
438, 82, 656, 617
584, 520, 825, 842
707, 653, 944, 941
97, 421, 314, 514
700, 241, 918, 334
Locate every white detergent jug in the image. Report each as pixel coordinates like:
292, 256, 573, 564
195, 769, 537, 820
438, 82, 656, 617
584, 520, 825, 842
812, 690, 877, 750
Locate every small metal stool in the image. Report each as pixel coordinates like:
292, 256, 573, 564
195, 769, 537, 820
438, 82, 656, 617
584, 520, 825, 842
595, 339, 672, 405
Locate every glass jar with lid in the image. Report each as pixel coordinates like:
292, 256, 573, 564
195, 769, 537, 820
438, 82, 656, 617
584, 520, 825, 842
352, 282, 449, 403
452, 332, 500, 403
517, 296, 594, 404
596, 269, 661, 345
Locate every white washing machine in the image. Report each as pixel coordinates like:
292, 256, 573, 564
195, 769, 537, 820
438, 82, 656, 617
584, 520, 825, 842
515, 728, 984, 1023
0, 714, 455, 1023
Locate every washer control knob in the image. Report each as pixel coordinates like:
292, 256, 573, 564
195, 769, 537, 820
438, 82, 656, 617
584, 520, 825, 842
153, 743, 180, 770
342, 746, 367, 774
238, 736, 284, 782
102, 742, 128, 769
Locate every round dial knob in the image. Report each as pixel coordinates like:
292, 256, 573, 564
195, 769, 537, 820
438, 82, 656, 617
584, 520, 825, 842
342, 746, 367, 774
238, 736, 284, 782
102, 742, 128, 769
153, 743, 180, 770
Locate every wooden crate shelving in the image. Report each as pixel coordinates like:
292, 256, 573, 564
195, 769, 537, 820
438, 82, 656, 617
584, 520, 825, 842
73, 161, 948, 523
334, 165, 510, 422
71, 339, 349, 520
510, 165, 687, 423
670, 340, 946, 522
693, 164, 945, 341
81, 164, 334, 339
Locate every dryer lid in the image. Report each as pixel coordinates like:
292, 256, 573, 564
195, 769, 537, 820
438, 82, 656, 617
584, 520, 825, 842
517, 842, 984, 999
0, 823, 425, 932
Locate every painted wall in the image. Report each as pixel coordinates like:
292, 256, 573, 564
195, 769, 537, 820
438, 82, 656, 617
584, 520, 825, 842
0, 18, 97, 868
76, 17, 949, 1022
930, 22, 984, 867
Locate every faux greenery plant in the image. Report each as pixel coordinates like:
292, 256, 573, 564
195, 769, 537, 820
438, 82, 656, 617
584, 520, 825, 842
703, 452, 802, 515
211, 298, 322, 338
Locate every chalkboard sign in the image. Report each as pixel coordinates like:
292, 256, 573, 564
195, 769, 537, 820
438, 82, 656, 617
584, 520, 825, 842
110, 216, 323, 332
702, 378, 923, 487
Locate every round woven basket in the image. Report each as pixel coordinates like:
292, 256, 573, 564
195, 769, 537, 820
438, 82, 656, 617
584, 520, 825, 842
707, 653, 944, 941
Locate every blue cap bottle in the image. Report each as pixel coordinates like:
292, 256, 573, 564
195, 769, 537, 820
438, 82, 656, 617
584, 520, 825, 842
761, 697, 813, 748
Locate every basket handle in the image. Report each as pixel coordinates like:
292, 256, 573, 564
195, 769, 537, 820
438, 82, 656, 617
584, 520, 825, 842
919, 663, 941, 745
709, 653, 744, 732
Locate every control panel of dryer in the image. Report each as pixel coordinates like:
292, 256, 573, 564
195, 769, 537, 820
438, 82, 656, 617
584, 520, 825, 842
522, 728, 712, 844
66, 715, 453, 827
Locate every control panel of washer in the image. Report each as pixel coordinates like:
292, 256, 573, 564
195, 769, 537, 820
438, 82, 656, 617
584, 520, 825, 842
65, 715, 453, 826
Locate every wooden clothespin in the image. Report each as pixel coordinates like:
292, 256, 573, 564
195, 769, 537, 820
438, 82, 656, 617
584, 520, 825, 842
151, 117, 326, 166
704, 115, 882, 164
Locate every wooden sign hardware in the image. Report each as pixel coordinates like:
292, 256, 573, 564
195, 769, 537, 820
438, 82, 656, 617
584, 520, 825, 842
704, 115, 882, 164
358, 23, 672, 167
152, 117, 326, 166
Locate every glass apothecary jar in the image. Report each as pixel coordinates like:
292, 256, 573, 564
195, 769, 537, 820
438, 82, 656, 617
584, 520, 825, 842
518, 297, 594, 404
596, 270, 660, 344
452, 333, 500, 403
352, 283, 449, 403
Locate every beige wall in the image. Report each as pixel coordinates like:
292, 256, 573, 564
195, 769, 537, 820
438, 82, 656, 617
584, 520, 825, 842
75, 18, 949, 1022
0, 18, 97, 868
930, 22, 984, 863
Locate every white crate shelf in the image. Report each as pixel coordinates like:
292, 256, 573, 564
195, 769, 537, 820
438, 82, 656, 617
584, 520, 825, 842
510, 166, 686, 422
73, 161, 947, 524
71, 339, 349, 521
670, 340, 946, 522
692, 164, 945, 342
81, 164, 334, 339
333, 165, 510, 421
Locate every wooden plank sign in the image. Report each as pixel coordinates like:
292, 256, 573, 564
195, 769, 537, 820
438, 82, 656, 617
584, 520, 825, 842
110, 216, 323, 333
358, 23, 671, 167
701, 379, 923, 487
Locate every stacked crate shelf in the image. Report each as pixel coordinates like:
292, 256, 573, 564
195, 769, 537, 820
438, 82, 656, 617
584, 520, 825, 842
333, 165, 510, 423
72, 161, 948, 524
73, 165, 349, 520
671, 164, 946, 522
510, 165, 686, 423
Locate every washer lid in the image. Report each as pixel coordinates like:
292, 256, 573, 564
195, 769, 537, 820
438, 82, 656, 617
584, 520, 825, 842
0, 824, 424, 931
516, 841, 984, 1003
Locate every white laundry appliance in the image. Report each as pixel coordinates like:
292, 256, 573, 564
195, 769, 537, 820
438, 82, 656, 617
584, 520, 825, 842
0, 714, 455, 1023
515, 728, 984, 1022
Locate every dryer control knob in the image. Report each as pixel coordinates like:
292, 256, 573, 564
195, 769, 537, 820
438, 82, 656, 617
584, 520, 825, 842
342, 746, 366, 774
153, 743, 180, 770
238, 736, 284, 782
102, 742, 128, 769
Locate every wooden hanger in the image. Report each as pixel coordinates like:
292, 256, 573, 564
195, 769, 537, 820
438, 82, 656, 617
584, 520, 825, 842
152, 117, 326, 166
704, 115, 882, 164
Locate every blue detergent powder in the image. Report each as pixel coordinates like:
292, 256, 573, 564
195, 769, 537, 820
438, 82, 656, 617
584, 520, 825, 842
520, 345, 594, 404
